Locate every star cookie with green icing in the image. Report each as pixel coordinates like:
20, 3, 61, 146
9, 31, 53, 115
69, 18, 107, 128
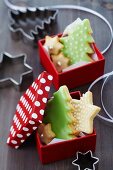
60, 19, 95, 65
43, 86, 79, 140
43, 35, 63, 55
72, 91, 101, 134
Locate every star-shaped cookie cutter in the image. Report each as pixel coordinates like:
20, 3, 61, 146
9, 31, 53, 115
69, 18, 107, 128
72, 150, 99, 170
0, 52, 33, 91
8, 8, 58, 45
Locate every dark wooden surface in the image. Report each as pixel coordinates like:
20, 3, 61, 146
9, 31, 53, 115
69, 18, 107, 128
0, 0, 113, 169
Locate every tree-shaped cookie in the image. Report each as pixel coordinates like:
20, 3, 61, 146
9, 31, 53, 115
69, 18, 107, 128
43, 86, 79, 140
60, 19, 95, 65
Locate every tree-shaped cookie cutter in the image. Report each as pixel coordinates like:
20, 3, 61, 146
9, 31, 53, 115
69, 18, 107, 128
0, 52, 33, 91
8, 8, 58, 45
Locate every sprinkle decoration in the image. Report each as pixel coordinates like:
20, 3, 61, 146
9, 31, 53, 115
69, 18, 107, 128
7, 71, 53, 148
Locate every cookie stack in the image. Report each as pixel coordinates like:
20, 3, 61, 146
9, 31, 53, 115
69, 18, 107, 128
43, 18, 96, 72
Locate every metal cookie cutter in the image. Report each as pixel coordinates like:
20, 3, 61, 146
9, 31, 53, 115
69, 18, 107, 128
0, 52, 33, 91
72, 150, 99, 170
8, 8, 58, 45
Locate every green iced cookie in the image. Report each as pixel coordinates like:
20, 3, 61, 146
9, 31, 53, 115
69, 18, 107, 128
60, 19, 94, 65
43, 86, 76, 140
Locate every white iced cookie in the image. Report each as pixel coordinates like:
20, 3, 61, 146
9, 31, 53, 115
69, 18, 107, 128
63, 18, 82, 36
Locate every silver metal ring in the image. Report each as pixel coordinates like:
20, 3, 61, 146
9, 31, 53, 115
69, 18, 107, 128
88, 71, 113, 123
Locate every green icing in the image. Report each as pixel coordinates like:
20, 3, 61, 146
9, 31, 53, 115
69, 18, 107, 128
43, 86, 74, 139
60, 19, 94, 65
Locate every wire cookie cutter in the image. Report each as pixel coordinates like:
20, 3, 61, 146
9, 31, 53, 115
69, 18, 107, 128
72, 150, 99, 170
6, 4, 113, 52
0, 52, 33, 91
4, 3, 113, 54
8, 8, 58, 44
88, 71, 113, 123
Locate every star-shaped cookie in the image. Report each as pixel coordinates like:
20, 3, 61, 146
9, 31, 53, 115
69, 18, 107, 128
72, 91, 101, 134
51, 52, 69, 72
38, 123, 56, 144
44, 35, 63, 55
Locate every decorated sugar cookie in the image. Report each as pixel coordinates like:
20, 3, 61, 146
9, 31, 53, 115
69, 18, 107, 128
43, 86, 101, 141
60, 19, 94, 65
43, 86, 80, 140
63, 18, 82, 36
51, 52, 70, 72
38, 123, 56, 144
44, 35, 63, 55
72, 91, 101, 134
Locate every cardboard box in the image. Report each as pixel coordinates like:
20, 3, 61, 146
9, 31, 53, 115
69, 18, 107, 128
38, 35, 105, 90
36, 91, 96, 164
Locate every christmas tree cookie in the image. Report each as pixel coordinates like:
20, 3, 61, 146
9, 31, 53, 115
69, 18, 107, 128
60, 19, 94, 65
43, 86, 79, 139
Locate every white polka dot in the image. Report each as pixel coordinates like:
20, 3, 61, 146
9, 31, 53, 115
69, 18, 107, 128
37, 89, 43, 95
33, 127, 37, 130
48, 75, 53, 80
21, 140, 24, 143
35, 101, 40, 107
45, 86, 50, 92
15, 146, 19, 149
32, 113, 38, 119
42, 97, 47, 103
11, 140, 17, 144
39, 120, 42, 123
23, 127, 29, 131
27, 133, 31, 136
29, 120, 35, 125
17, 134, 23, 138
40, 78, 46, 83
7, 137, 10, 143
40, 109, 44, 115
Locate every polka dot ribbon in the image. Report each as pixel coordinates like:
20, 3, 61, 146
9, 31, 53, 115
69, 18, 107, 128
7, 71, 53, 149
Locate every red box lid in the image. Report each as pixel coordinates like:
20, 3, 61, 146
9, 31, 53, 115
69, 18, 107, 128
7, 71, 53, 149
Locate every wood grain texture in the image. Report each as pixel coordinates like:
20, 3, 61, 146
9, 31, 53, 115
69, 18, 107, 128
0, 0, 113, 169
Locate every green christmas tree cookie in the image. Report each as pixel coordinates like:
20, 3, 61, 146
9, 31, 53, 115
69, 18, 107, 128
43, 86, 78, 140
60, 19, 95, 65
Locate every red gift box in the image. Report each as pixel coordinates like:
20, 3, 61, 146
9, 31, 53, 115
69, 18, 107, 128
7, 71, 53, 148
7, 71, 96, 164
36, 91, 96, 164
38, 34, 105, 90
